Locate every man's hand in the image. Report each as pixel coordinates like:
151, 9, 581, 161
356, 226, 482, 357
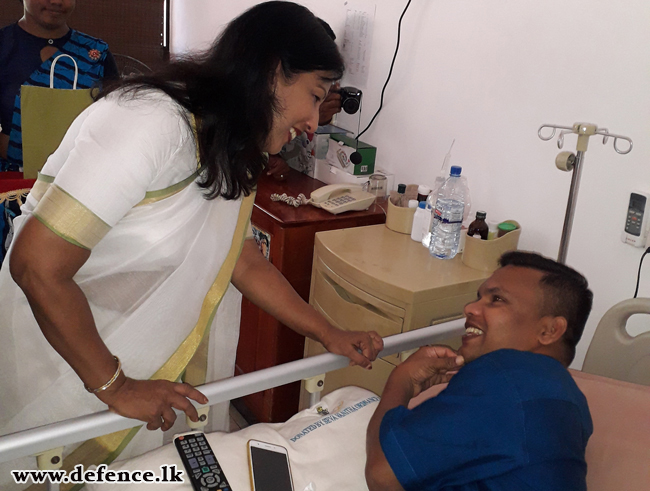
393, 346, 464, 398
97, 377, 209, 431
320, 326, 384, 369
365, 346, 463, 491
318, 84, 342, 126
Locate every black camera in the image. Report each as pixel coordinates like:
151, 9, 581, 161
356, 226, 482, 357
339, 86, 362, 114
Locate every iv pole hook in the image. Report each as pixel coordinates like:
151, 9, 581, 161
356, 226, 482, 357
538, 123, 633, 263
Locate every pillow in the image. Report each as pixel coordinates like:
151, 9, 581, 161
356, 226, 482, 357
87, 386, 378, 491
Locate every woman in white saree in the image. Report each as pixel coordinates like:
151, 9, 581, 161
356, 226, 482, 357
0, 2, 383, 489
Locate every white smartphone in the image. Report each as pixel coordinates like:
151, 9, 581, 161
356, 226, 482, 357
247, 439, 294, 491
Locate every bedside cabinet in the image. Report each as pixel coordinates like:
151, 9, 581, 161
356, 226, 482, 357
234, 170, 386, 423
301, 224, 491, 402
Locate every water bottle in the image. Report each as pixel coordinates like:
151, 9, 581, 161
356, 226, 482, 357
429, 165, 466, 259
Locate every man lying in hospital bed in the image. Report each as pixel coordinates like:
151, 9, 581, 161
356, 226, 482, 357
86, 251, 597, 491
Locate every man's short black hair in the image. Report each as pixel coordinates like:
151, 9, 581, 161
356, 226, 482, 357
499, 251, 593, 364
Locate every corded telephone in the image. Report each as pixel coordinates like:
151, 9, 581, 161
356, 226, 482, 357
310, 184, 376, 215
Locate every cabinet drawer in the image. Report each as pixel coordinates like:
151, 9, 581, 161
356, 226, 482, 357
311, 260, 404, 338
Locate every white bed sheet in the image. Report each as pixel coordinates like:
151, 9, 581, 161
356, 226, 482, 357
87, 387, 378, 491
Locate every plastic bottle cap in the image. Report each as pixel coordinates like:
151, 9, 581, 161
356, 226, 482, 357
408, 199, 418, 208
418, 201, 426, 209
417, 185, 431, 195
397, 183, 406, 193
498, 222, 517, 232
450, 165, 462, 177
476, 211, 486, 219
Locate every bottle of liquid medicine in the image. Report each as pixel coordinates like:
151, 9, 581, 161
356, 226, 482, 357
467, 211, 489, 240
417, 185, 431, 203
429, 165, 466, 260
411, 201, 429, 242
396, 183, 409, 207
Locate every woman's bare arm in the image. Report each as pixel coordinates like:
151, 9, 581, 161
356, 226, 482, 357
231, 239, 383, 368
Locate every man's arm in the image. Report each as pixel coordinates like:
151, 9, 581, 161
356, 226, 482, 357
366, 369, 413, 491
365, 346, 464, 491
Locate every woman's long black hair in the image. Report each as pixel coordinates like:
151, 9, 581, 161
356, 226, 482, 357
96, 1, 344, 200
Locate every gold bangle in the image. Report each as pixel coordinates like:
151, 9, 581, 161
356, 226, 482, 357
85, 356, 122, 393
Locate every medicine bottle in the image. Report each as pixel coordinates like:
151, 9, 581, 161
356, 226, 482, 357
396, 183, 408, 207
467, 211, 489, 240
497, 222, 517, 238
417, 185, 431, 203
411, 201, 429, 242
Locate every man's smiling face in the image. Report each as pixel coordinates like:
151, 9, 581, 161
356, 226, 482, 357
459, 265, 550, 363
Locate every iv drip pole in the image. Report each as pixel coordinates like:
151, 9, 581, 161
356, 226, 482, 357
538, 123, 633, 264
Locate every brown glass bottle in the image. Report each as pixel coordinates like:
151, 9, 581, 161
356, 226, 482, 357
468, 211, 489, 240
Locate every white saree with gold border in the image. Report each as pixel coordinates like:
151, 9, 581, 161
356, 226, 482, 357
0, 92, 253, 489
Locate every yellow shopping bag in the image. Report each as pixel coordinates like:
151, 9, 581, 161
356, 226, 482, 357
20, 54, 94, 179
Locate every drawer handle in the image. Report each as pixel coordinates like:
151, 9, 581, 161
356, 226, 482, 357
322, 273, 397, 322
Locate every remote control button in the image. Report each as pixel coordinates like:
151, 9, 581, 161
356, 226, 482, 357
178, 436, 184, 441
188, 458, 198, 469
202, 466, 210, 473
205, 455, 216, 465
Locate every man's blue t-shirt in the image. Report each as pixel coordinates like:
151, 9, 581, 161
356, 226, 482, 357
380, 349, 593, 491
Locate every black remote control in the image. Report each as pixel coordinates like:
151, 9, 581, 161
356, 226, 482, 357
174, 431, 232, 491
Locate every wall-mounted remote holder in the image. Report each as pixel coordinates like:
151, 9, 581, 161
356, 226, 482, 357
621, 190, 650, 247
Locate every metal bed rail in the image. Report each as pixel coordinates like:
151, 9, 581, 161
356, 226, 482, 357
0, 319, 465, 464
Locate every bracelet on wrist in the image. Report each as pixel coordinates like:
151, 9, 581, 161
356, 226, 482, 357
84, 356, 122, 393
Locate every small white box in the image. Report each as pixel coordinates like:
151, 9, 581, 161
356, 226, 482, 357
324, 136, 376, 176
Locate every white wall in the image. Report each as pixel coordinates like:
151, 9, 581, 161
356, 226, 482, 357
171, 0, 650, 369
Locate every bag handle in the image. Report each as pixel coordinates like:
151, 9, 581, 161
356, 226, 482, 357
50, 54, 79, 89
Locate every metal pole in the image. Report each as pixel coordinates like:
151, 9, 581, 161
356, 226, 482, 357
557, 150, 585, 263
0, 319, 465, 464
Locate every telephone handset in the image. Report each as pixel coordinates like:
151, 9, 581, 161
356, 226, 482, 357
310, 184, 376, 215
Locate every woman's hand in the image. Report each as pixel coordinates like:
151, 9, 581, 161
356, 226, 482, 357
97, 377, 209, 431
232, 241, 383, 369
320, 326, 384, 369
266, 154, 291, 181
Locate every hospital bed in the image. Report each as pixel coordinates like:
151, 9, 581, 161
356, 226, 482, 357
2, 314, 650, 491
0, 319, 465, 491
